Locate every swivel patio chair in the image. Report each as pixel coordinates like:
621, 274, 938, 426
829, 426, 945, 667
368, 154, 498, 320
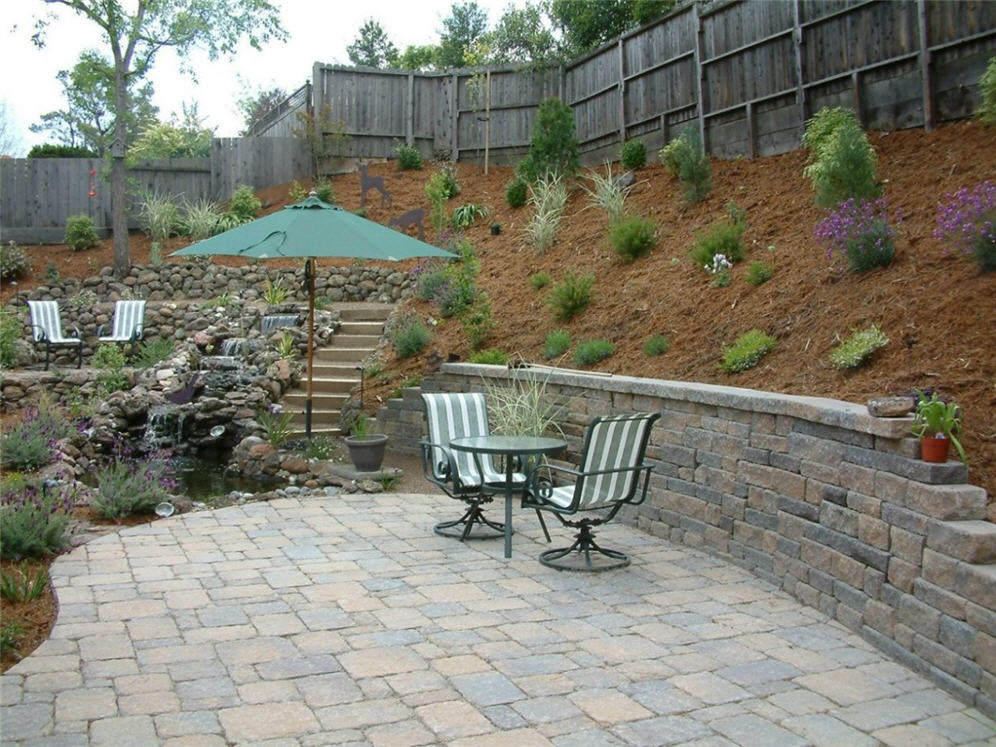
97, 299, 146, 346
523, 412, 660, 571
27, 300, 82, 370
420, 392, 531, 540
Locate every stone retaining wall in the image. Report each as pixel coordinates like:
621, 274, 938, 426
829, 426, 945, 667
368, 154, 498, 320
376, 363, 995, 716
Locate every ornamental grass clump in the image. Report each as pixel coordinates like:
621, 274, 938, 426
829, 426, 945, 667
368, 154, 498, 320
580, 164, 632, 225
829, 324, 888, 370
525, 175, 568, 253
573, 339, 615, 366
542, 328, 571, 359
137, 191, 181, 244
721, 329, 777, 373
815, 197, 897, 272
610, 216, 658, 261
0, 479, 74, 560
483, 367, 563, 438
933, 180, 996, 271
92, 440, 177, 520
257, 403, 294, 446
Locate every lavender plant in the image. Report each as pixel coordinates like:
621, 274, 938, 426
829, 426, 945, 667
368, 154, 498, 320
0, 480, 74, 559
0, 404, 73, 471
91, 439, 177, 520
933, 181, 996, 271
815, 196, 897, 273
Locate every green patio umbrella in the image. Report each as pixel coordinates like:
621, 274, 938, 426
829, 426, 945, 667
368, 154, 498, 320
173, 195, 453, 436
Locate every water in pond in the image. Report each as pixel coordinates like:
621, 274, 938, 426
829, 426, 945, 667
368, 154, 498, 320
171, 455, 282, 499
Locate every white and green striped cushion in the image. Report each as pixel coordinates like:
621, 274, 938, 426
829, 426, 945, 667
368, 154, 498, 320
99, 300, 146, 342
422, 393, 520, 488
27, 300, 79, 344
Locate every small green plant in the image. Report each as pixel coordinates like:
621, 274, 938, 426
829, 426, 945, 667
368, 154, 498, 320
263, 277, 289, 305
93, 343, 128, 393
274, 333, 296, 359
610, 216, 658, 261
829, 324, 888, 370
979, 56, 996, 126
425, 170, 456, 236
0, 308, 20, 368
690, 220, 747, 269
46, 262, 61, 284
1, 622, 24, 658
546, 272, 594, 321
802, 107, 880, 207
483, 367, 563, 437
301, 435, 337, 460
530, 272, 551, 290
395, 143, 424, 170
725, 200, 747, 225
288, 180, 308, 202
349, 412, 376, 439
257, 404, 295, 447
451, 203, 487, 230
0, 481, 74, 559
69, 289, 97, 312
506, 175, 529, 208
580, 164, 633, 225
1, 241, 31, 281
643, 334, 670, 356
388, 312, 432, 358
182, 198, 222, 239
721, 329, 777, 373
746, 261, 775, 285
518, 97, 580, 182
542, 328, 572, 359
65, 214, 99, 251
912, 391, 967, 462
525, 174, 568, 253
620, 139, 647, 169
137, 191, 181, 244
314, 180, 335, 204
659, 128, 712, 203
0, 564, 49, 602
92, 441, 176, 519
228, 184, 262, 222
469, 348, 509, 365
135, 338, 174, 368
461, 295, 496, 351
573, 339, 615, 366
213, 292, 234, 307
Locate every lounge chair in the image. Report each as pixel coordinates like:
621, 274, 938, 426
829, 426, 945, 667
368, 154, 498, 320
97, 300, 146, 345
523, 412, 660, 571
26, 300, 82, 370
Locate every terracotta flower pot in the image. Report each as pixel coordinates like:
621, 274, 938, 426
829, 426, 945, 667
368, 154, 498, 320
920, 435, 951, 463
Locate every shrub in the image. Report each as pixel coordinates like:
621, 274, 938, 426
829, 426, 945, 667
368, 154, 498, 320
388, 313, 432, 358
461, 295, 496, 350
0, 481, 74, 560
573, 339, 615, 366
415, 240, 480, 318
288, 180, 308, 202
469, 348, 509, 365
721, 329, 777, 373
690, 220, 747, 269
620, 139, 647, 170
93, 343, 128, 393
425, 170, 456, 235
314, 180, 335, 204
92, 440, 176, 520
27, 143, 97, 158
542, 328, 571, 359
518, 97, 580, 182
506, 176, 529, 208
228, 184, 261, 223
136, 191, 180, 244
643, 334, 670, 356
746, 261, 775, 285
395, 143, 424, 170
979, 56, 996, 126
530, 272, 551, 290
0, 308, 19, 368
1, 241, 31, 281
659, 128, 711, 203
580, 164, 632, 225
610, 216, 658, 261
546, 272, 594, 321
451, 203, 487, 230
0, 404, 73, 471
181, 198, 222, 239
934, 180, 996, 271
134, 338, 173, 368
413, 261, 449, 302
815, 196, 897, 272
802, 107, 880, 207
829, 324, 888, 370
65, 214, 99, 251
257, 404, 294, 446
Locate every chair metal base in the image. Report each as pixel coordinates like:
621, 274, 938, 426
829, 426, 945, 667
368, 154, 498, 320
538, 523, 630, 571
434, 502, 507, 541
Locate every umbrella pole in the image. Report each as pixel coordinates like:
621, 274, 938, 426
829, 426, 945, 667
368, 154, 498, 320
306, 258, 316, 438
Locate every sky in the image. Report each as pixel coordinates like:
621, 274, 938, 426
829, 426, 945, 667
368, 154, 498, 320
1, 1, 518, 156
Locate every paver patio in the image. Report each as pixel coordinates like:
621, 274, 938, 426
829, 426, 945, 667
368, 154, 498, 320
2, 492, 994, 746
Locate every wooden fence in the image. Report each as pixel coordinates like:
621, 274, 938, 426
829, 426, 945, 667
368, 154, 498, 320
0, 137, 309, 244
294, 0, 994, 167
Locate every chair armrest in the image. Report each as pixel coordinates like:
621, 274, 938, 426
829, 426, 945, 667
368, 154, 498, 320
96, 323, 108, 338
29, 324, 48, 343
419, 439, 459, 489
134, 324, 144, 341
525, 462, 654, 509
70, 325, 82, 340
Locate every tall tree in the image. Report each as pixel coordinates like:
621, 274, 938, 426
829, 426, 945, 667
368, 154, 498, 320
236, 83, 288, 135
396, 45, 438, 71
550, 0, 676, 58
346, 19, 399, 68
481, 4, 559, 67
32, 0, 285, 277
436, 2, 489, 68
31, 49, 158, 157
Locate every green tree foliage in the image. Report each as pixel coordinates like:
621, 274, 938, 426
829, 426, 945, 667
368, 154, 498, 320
519, 98, 579, 182
481, 5, 558, 67
396, 45, 438, 71
236, 83, 288, 135
347, 19, 399, 68
550, 0, 677, 58
437, 2, 489, 68
32, 0, 286, 279
27, 144, 97, 158
128, 106, 213, 160
31, 49, 157, 156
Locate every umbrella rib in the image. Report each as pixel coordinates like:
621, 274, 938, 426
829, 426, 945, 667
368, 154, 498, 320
238, 230, 288, 257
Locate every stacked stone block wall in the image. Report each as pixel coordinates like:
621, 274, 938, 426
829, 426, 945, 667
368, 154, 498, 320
376, 363, 995, 715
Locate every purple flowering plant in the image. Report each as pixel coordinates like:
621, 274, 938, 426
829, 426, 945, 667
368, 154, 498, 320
91, 436, 178, 520
933, 181, 996, 271
1, 477, 75, 559
0, 405, 74, 472
257, 402, 294, 446
815, 196, 897, 273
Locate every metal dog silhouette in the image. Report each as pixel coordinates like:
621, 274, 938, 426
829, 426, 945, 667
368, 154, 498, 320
359, 163, 391, 209
388, 208, 426, 240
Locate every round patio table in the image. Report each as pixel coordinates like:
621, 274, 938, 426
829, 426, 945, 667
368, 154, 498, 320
450, 435, 567, 558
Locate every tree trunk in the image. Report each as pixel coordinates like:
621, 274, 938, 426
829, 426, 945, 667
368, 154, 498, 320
111, 63, 131, 278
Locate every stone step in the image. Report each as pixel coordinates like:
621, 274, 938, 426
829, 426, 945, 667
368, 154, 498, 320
298, 376, 359, 394
338, 321, 385, 336
927, 520, 996, 564
331, 334, 382, 347
284, 392, 349, 409
288, 426, 342, 440
288, 407, 344, 427
314, 347, 375, 363
338, 304, 395, 322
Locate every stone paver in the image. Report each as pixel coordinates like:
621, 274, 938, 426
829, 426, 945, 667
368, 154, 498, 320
1, 493, 992, 746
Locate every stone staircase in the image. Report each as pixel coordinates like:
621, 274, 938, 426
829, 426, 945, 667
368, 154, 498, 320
284, 303, 394, 439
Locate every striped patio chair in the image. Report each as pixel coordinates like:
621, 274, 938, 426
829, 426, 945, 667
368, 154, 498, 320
26, 300, 83, 370
97, 300, 146, 345
523, 412, 660, 571
420, 392, 526, 540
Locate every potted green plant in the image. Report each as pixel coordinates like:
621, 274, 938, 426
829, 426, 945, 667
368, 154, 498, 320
489, 221, 502, 236
344, 413, 388, 472
912, 391, 967, 463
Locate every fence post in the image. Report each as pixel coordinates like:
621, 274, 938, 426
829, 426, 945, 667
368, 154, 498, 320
618, 38, 626, 144
451, 74, 460, 162
917, 0, 935, 131
407, 72, 415, 146
693, 1, 708, 152
851, 71, 864, 126
792, 0, 807, 128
